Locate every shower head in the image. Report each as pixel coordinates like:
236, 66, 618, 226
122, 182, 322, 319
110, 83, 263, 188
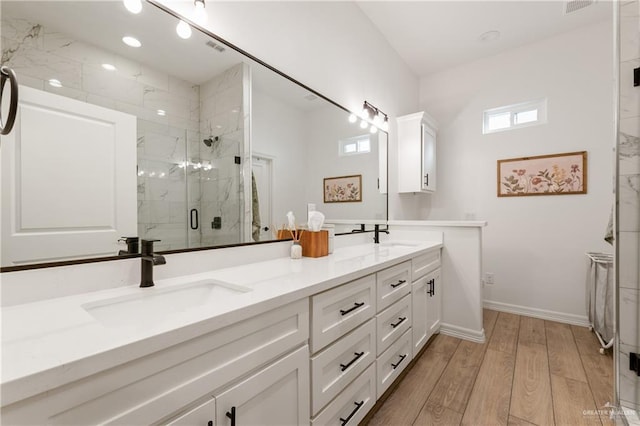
203, 136, 219, 147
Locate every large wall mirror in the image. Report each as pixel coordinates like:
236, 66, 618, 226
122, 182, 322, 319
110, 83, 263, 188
0, 0, 388, 269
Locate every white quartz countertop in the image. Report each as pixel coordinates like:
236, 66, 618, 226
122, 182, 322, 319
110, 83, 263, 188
1, 241, 441, 406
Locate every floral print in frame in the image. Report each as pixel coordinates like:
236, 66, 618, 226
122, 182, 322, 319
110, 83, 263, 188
497, 151, 587, 197
324, 175, 362, 203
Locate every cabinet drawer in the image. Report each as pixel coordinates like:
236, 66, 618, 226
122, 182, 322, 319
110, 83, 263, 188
311, 274, 375, 353
376, 261, 411, 311
412, 250, 440, 280
311, 364, 376, 426
6, 300, 309, 426
376, 329, 412, 399
376, 293, 412, 356
311, 319, 376, 415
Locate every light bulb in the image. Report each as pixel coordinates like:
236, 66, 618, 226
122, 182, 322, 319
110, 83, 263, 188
101, 63, 116, 71
381, 116, 389, 132
373, 112, 383, 126
370, 125, 378, 134
348, 113, 357, 123
123, 0, 142, 14
194, 0, 207, 23
176, 20, 192, 39
360, 119, 369, 129
48, 78, 62, 88
361, 106, 370, 120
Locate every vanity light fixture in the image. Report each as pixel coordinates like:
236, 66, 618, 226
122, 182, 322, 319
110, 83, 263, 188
122, 36, 142, 48
348, 113, 357, 123
176, 20, 192, 39
354, 101, 389, 133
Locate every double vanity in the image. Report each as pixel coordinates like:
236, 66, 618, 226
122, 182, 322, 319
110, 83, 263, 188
1, 237, 446, 425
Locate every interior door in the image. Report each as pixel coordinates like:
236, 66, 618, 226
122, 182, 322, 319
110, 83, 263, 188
1, 85, 137, 266
251, 155, 272, 242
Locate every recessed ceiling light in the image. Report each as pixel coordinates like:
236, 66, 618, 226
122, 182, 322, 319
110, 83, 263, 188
176, 20, 192, 39
48, 79, 62, 88
478, 30, 501, 42
101, 63, 117, 71
123, 0, 142, 14
122, 36, 142, 48
157, 109, 166, 116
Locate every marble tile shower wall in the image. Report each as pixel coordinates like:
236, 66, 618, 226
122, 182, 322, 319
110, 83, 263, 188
195, 63, 245, 248
618, 0, 640, 412
1, 18, 246, 251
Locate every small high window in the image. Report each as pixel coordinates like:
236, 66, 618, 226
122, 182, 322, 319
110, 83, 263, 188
339, 134, 371, 156
483, 99, 547, 134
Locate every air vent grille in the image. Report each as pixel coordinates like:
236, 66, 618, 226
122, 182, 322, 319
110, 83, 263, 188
205, 40, 226, 53
564, 0, 594, 14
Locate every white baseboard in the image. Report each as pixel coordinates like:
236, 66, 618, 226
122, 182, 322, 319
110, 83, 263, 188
440, 322, 486, 344
483, 300, 590, 327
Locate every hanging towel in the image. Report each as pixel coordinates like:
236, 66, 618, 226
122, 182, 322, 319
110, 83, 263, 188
251, 172, 261, 242
604, 205, 614, 245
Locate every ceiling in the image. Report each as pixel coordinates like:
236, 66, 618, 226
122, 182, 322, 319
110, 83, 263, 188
356, 1, 613, 77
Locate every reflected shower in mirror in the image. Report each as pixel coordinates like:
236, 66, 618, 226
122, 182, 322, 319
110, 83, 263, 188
0, 0, 387, 268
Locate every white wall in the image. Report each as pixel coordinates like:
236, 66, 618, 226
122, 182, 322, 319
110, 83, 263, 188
419, 20, 614, 320
252, 88, 308, 225
158, 0, 422, 220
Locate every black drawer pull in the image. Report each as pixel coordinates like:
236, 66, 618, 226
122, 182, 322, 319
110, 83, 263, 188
391, 354, 407, 369
428, 278, 435, 296
340, 302, 364, 316
340, 401, 364, 426
390, 316, 407, 328
340, 351, 364, 371
226, 406, 236, 426
390, 279, 406, 288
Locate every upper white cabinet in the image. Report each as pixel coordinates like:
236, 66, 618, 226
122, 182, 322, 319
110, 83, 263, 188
397, 111, 438, 193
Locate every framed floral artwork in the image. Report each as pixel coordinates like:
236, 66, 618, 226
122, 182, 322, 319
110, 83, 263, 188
324, 175, 362, 203
497, 151, 587, 197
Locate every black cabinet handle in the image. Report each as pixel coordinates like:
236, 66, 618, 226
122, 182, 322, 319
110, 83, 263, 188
208, 421, 213, 426
391, 354, 407, 369
339, 401, 364, 426
190, 208, 199, 230
340, 302, 364, 316
226, 406, 236, 426
0, 66, 19, 136
424, 173, 429, 187
428, 278, 435, 296
340, 351, 364, 372
390, 279, 406, 288
390, 316, 407, 329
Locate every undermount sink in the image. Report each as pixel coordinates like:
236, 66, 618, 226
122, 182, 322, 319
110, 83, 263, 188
379, 242, 420, 248
82, 279, 252, 327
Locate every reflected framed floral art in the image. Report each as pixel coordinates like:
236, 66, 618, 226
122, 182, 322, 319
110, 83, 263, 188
323, 174, 362, 203
497, 151, 587, 197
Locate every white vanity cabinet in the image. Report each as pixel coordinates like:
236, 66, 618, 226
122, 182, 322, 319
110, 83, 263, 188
411, 251, 442, 355
397, 111, 438, 193
1, 300, 309, 426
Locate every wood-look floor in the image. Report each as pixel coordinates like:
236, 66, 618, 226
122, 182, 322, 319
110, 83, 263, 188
365, 310, 614, 426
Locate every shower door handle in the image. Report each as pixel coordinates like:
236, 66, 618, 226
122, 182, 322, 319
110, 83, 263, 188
190, 209, 198, 230
0, 66, 19, 136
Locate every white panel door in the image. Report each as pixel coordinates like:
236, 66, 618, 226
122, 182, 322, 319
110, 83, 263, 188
1, 85, 137, 266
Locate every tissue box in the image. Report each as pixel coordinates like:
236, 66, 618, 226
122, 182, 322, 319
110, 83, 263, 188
300, 230, 329, 258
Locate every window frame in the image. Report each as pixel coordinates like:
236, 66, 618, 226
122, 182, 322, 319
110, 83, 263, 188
482, 98, 547, 135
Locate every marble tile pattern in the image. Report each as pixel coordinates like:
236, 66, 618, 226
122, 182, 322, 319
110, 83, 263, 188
2, 16, 248, 251
618, 0, 640, 412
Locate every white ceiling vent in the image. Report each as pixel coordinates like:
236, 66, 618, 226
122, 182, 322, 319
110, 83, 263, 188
205, 40, 226, 53
564, 0, 595, 14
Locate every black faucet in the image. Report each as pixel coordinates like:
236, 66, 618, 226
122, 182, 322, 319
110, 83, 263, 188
351, 224, 366, 233
118, 236, 139, 256
373, 224, 390, 244
140, 239, 166, 288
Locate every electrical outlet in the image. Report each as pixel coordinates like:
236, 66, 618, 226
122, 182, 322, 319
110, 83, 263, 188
485, 272, 495, 285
